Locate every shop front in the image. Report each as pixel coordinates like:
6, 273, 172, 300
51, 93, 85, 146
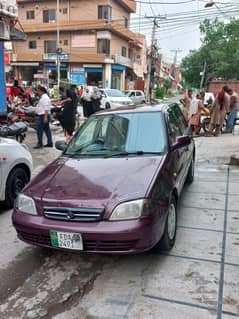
84, 65, 103, 88
111, 65, 126, 90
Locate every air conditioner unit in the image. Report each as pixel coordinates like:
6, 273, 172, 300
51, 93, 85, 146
0, 20, 10, 41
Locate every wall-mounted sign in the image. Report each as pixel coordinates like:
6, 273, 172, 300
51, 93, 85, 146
42, 53, 69, 61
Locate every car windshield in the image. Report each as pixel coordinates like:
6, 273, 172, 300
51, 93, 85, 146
105, 89, 125, 97
64, 112, 167, 157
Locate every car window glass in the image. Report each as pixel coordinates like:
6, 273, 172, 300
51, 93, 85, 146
171, 103, 187, 133
129, 92, 135, 97
167, 108, 182, 143
136, 92, 142, 96
126, 113, 166, 153
66, 112, 166, 155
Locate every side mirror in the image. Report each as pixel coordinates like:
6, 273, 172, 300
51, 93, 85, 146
55, 140, 67, 151
171, 135, 191, 151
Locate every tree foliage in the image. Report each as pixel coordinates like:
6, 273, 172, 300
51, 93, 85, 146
181, 19, 239, 88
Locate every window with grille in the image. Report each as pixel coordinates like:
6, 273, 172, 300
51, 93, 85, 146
63, 39, 68, 45
26, 10, 35, 19
97, 39, 110, 54
122, 47, 127, 57
44, 40, 57, 53
63, 8, 67, 14
29, 40, 36, 49
43, 9, 56, 23
98, 5, 112, 22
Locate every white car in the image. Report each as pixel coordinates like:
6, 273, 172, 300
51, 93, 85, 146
99, 89, 134, 109
0, 138, 33, 208
124, 90, 146, 105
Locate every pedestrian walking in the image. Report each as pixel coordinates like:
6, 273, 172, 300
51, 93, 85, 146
208, 86, 230, 137
78, 85, 84, 97
180, 89, 193, 121
225, 88, 239, 133
58, 85, 77, 144
189, 93, 204, 135
81, 88, 92, 117
33, 86, 53, 148
91, 88, 102, 114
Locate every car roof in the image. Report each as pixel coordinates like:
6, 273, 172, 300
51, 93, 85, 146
95, 102, 177, 116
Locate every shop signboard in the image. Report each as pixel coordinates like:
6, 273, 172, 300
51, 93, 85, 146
70, 72, 86, 85
43, 53, 69, 61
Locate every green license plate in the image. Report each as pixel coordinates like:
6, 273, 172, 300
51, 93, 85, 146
50, 231, 83, 250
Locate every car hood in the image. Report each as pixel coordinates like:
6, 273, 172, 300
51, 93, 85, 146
26, 155, 163, 209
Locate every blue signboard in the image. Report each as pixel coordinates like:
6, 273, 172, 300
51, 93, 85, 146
0, 42, 6, 113
70, 72, 86, 85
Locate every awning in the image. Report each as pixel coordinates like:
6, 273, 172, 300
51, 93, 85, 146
112, 65, 126, 72
85, 67, 103, 73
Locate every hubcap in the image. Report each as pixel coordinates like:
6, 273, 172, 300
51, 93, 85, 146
14, 176, 25, 195
167, 203, 176, 240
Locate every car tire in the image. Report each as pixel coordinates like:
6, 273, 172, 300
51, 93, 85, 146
202, 118, 210, 133
4, 167, 29, 208
105, 103, 111, 109
186, 157, 194, 184
155, 196, 177, 251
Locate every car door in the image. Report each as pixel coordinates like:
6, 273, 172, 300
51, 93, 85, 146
167, 105, 188, 194
136, 91, 143, 104
129, 91, 136, 104
172, 103, 193, 167
99, 90, 107, 108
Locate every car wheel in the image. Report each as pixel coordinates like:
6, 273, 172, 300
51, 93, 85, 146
4, 167, 29, 208
202, 118, 210, 133
155, 196, 177, 251
105, 103, 111, 109
186, 157, 194, 184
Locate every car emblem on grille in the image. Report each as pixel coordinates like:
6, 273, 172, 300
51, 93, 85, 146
66, 211, 74, 220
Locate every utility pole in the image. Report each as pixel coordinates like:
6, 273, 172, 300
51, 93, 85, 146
170, 49, 182, 78
147, 18, 158, 102
56, 0, 60, 99
200, 61, 207, 90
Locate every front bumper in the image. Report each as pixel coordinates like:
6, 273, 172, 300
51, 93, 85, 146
12, 210, 158, 254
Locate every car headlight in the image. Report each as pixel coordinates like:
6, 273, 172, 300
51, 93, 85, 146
15, 194, 37, 215
109, 199, 145, 221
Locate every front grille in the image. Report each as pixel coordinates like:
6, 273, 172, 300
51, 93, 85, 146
19, 231, 137, 251
84, 240, 138, 251
43, 207, 104, 222
19, 231, 51, 246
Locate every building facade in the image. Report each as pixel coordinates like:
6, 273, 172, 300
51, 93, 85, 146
12, 0, 146, 90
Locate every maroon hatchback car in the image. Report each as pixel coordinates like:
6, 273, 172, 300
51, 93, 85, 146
12, 103, 195, 254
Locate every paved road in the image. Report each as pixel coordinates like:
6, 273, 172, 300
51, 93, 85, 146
0, 125, 239, 318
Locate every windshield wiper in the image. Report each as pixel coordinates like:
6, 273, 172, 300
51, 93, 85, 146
104, 151, 163, 158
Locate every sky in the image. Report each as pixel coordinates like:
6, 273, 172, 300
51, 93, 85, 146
130, 0, 238, 63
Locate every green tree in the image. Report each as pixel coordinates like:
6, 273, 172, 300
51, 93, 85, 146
163, 77, 173, 92
181, 19, 239, 88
